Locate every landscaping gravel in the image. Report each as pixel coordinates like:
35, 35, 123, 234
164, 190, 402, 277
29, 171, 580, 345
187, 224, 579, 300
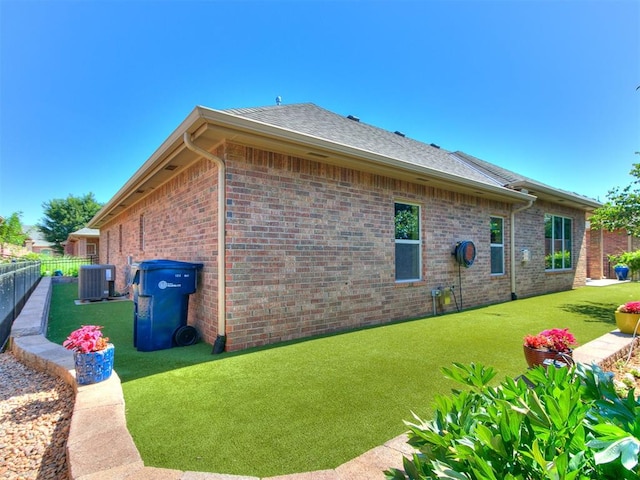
0, 352, 74, 480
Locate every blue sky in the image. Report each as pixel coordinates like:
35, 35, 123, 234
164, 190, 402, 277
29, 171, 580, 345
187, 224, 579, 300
1, 0, 638, 227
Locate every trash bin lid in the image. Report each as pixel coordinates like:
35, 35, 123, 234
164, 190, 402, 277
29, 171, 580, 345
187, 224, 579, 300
138, 259, 204, 271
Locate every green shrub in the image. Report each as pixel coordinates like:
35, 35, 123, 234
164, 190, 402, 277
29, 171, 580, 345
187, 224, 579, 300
617, 250, 640, 275
545, 251, 571, 270
39, 254, 92, 276
386, 363, 640, 479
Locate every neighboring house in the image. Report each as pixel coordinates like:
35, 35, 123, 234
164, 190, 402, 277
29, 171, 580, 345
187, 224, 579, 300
88, 103, 601, 352
586, 226, 640, 279
63, 227, 100, 259
23, 226, 55, 256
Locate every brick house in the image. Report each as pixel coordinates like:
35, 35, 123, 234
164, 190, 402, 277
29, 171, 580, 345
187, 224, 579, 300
23, 226, 55, 256
586, 227, 640, 279
63, 227, 100, 259
88, 103, 600, 352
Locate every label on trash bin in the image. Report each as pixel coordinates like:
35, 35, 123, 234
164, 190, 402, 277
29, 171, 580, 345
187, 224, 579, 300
158, 280, 182, 289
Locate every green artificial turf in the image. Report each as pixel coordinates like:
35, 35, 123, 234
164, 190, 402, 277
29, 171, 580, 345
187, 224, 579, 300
47, 281, 639, 477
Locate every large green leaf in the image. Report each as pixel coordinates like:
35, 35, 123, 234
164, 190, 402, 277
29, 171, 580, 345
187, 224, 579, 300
590, 436, 640, 470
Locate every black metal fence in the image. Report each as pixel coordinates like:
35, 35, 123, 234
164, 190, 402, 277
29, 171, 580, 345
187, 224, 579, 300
40, 256, 99, 277
0, 261, 41, 351
0, 256, 99, 350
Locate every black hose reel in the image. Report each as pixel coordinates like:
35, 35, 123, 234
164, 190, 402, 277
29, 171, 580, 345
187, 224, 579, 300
453, 240, 476, 268
451, 240, 476, 311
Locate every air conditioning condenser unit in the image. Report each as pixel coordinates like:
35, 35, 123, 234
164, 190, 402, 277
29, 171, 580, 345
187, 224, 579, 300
79, 265, 116, 301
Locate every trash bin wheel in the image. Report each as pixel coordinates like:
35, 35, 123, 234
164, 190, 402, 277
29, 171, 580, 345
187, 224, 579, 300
174, 325, 199, 347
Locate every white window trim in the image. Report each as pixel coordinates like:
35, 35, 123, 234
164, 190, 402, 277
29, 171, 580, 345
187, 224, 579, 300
394, 201, 422, 283
545, 214, 573, 271
490, 216, 505, 275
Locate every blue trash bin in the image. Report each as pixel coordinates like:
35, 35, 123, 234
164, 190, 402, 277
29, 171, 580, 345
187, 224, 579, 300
132, 259, 203, 352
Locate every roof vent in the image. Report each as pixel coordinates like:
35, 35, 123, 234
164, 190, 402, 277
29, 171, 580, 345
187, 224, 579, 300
164, 164, 178, 171
307, 152, 329, 159
276, 96, 282, 106
394, 131, 405, 137
430, 143, 440, 149
347, 115, 360, 122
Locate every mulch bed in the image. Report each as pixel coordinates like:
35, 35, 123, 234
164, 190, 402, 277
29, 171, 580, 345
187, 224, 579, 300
0, 352, 74, 480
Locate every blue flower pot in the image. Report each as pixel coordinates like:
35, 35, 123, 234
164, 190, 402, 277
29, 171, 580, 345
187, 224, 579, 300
74, 344, 114, 385
614, 266, 629, 281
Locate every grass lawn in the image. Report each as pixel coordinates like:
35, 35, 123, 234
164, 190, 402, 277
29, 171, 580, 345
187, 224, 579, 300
47, 282, 639, 477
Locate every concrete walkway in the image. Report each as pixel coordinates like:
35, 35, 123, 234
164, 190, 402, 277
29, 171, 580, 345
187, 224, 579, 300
8, 277, 639, 480
585, 278, 628, 287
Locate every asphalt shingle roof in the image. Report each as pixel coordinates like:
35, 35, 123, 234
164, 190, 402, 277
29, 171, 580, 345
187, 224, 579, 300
222, 103, 505, 189
22, 226, 54, 247
452, 151, 524, 185
454, 150, 599, 203
221, 103, 599, 208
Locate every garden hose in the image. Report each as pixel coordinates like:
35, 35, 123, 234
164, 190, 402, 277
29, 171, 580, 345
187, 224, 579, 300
454, 240, 476, 268
623, 316, 640, 366
452, 241, 476, 311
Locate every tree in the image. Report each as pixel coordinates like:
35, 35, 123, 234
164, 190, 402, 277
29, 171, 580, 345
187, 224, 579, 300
38, 193, 103, 254
0, 212, 27, 251
590, 163, 640, 237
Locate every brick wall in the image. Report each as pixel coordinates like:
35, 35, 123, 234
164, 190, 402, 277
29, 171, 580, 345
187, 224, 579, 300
99, 141, 589, 351
99, 155, 221, 342
511, 200, 587, 296
587, 228, 640, 279
220, 144, 586, 350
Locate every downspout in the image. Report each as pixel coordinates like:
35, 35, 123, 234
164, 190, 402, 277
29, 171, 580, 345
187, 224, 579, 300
510, 200, 534, 300
183, 132, 227, 354
599, 228, 604, 279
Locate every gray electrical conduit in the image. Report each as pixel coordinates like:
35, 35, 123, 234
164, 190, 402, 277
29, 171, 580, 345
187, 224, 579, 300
183, 132, 227, 354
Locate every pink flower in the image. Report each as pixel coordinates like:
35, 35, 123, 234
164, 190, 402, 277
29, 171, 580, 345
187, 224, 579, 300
523, 328, 577, 353
523, 334, 553, 350
617, 301, 640, 314
63, 325, 109, 353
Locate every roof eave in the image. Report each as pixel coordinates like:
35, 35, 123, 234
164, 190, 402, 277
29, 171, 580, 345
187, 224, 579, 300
508, 180, 601, 211
90, 106, 538, 228
196, 107, 535, 203
88, 108, 210, 228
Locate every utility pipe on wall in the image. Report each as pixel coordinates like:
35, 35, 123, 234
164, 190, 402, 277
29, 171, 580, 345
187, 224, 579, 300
599, 228, 604, 279
183, 132, 227, 354
510, 200, 534, 300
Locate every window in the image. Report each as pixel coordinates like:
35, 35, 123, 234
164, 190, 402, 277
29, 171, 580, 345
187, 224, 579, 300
545, 214, 572, 270
490, 217, 504, 275
395, 202, 421, 281
86, 243, 97, 256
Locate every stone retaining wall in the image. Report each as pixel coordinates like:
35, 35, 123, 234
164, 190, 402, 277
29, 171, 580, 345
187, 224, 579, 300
9, 277, 145, 480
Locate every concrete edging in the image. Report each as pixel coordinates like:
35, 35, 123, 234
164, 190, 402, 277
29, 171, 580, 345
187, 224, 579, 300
7, 277, 639, 480
9, 277, 145, 479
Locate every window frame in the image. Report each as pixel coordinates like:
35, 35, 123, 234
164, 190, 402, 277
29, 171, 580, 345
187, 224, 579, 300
490, 216, 505, 275
394, 201, 422, 283
544, 213, 573, 271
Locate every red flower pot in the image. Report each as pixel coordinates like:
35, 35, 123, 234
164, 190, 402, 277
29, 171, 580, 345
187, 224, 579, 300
523, 345, 573, 368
